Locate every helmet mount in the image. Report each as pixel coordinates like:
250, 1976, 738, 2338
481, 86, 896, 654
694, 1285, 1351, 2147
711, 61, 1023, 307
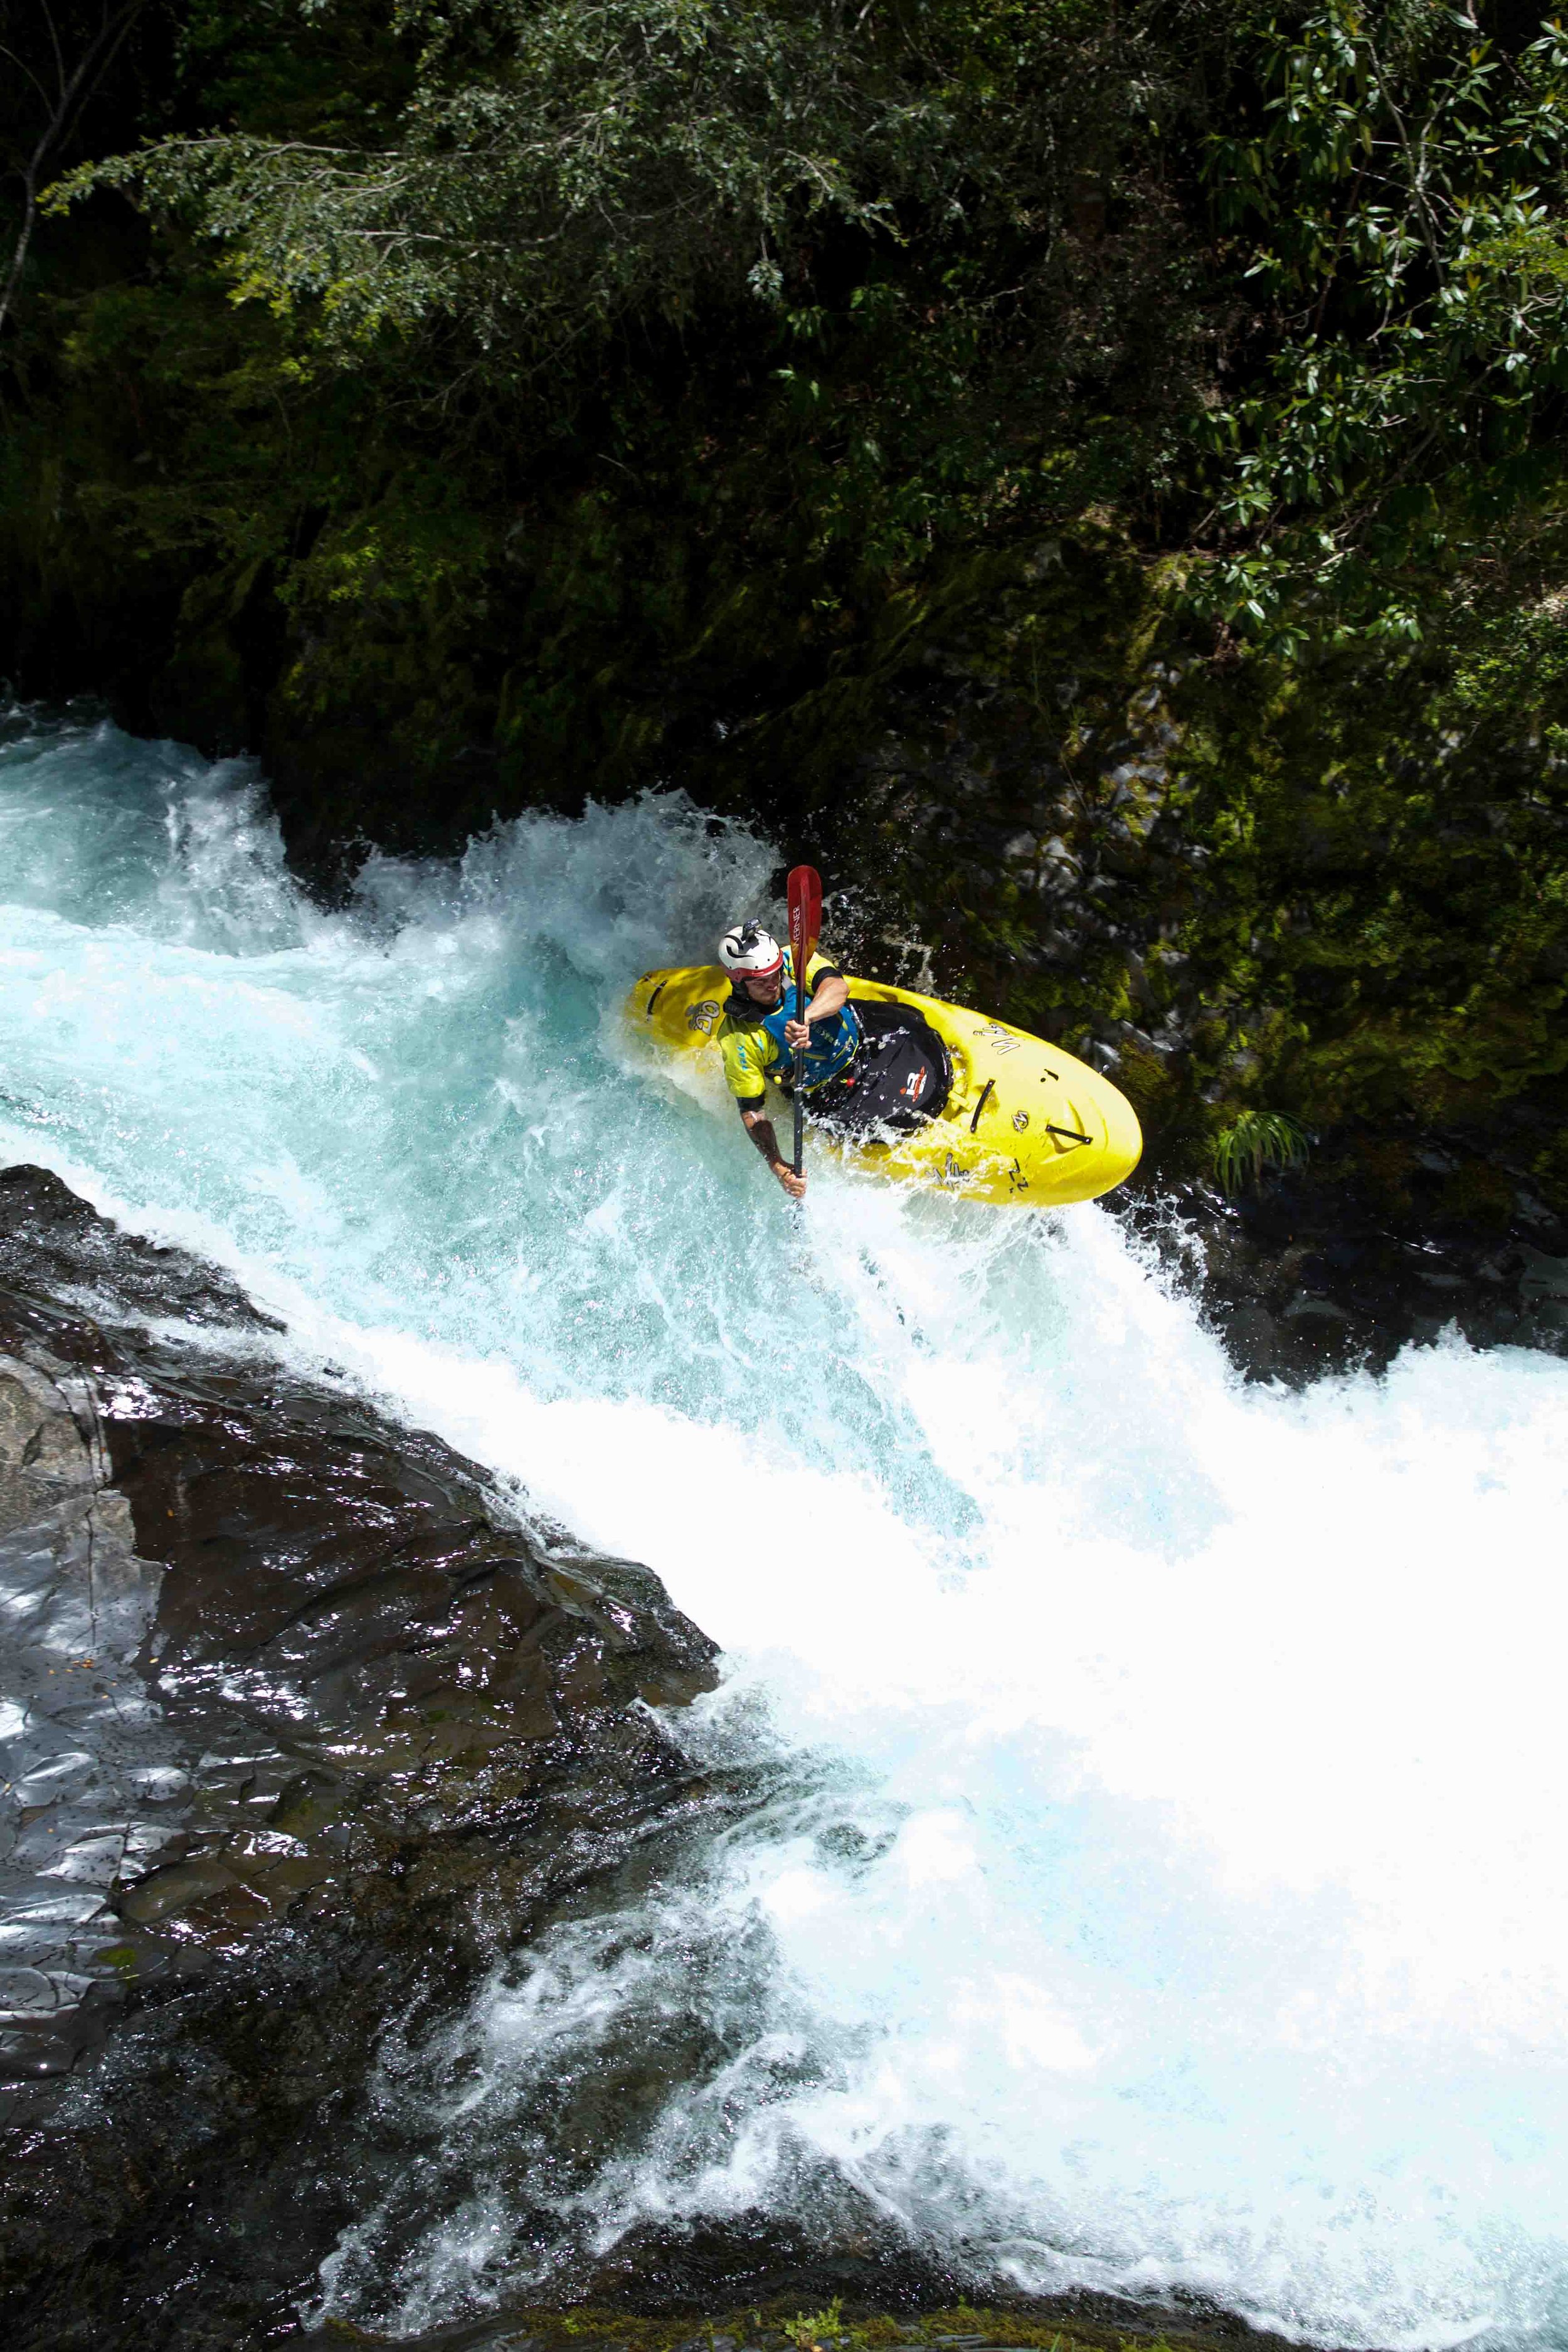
718, 919, 785, 979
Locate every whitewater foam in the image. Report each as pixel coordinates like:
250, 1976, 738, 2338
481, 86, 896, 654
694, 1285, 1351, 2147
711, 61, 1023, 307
3, 709, 1567, 2348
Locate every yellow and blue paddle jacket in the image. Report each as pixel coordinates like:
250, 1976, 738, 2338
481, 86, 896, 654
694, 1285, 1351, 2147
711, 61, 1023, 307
718, 948, 861, 1103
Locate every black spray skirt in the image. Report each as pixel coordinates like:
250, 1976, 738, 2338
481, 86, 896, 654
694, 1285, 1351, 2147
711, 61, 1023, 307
802, 1000, 953, 1136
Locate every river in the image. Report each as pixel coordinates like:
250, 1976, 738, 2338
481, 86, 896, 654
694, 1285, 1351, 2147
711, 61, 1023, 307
3, 705, 1567, 2349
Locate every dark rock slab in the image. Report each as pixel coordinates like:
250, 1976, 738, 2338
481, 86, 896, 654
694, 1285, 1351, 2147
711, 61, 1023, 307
0, 1161, 281, 1336
0, 1165, 721, 2351
1123, 1148, 1568, 1384
0, 1343, 199, 2099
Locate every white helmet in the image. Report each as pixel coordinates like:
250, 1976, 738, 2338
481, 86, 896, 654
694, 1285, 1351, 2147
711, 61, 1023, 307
718, 919, 784, 978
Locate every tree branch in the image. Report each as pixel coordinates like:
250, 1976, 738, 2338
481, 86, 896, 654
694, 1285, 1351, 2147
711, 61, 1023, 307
1, 0, 149, 339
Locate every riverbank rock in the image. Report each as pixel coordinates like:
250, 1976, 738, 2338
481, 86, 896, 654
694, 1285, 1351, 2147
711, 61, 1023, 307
1123, 1146, 1568, 1384
289, 2294, 1353, 2352
0, 1163, 721, 2349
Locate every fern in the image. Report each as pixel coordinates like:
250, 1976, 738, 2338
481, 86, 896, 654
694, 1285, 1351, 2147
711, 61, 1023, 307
784, 2302, 846, 2351
1212, 1110, 1310, 1196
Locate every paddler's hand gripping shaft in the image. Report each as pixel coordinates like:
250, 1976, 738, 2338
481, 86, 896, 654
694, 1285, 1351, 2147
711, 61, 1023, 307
785, 864, 823, 1202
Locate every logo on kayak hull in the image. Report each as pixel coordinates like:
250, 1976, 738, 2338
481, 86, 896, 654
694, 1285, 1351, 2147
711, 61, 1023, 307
977, 1022, 1023, 1056
686, 1000, 721, 1036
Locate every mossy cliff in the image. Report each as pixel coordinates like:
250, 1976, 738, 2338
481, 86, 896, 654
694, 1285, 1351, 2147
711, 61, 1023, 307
4, 0, 1568, 1307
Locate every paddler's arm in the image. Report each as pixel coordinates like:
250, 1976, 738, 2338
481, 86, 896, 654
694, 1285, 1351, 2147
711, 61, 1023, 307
738, 1101, 807, 1200
783, 968, 847, 1050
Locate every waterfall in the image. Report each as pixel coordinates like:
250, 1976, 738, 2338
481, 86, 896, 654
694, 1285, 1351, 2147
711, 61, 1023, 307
4, 706, 1566, 2348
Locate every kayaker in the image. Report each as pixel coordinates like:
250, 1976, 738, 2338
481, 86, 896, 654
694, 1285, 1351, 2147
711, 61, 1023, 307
716, 920, 861, 1199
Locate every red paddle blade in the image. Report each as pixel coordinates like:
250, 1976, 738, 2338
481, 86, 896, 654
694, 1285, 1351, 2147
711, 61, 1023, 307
787, 864, 822, 968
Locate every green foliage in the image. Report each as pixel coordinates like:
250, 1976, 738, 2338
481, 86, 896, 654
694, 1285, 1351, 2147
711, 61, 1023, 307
33, 0, 1205, 655
1197, 2, 1568, 641
1168, 566, 1568, 1131
1212, 1108, 1310, 1194
783, 2302, 846, 2351
50, 0, 1128, 383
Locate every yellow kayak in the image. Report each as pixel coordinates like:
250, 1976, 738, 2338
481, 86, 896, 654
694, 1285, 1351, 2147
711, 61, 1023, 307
623, 965, 1142, 1207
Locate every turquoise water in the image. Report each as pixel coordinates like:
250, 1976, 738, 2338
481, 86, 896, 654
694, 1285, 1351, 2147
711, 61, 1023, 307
4, 706, 1568, 2348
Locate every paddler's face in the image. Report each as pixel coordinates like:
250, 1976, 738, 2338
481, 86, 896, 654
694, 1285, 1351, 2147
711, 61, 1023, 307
743, 969, 785, 1005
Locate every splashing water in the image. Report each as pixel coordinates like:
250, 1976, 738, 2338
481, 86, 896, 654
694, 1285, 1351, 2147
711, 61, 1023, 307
3, 708, 1567, 2349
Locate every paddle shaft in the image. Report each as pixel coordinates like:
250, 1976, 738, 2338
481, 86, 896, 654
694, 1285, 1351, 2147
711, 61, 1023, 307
787, 866, 822, 1183
792, 981, 807, 1176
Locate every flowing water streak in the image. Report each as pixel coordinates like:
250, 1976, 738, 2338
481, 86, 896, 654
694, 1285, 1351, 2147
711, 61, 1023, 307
1, 709, 1567, 2348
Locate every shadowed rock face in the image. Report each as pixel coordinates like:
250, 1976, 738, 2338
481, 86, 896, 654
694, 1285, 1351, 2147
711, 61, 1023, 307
1121, 1167, 1568, 1386
0, 1163, 724, 2349
0, 1342, 171, 2087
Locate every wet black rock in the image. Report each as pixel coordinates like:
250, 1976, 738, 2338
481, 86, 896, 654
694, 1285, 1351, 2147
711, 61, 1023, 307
0, 1163, 721, 2351
0, 1161, 282, 1336
1123, 1147, 1568, 1384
